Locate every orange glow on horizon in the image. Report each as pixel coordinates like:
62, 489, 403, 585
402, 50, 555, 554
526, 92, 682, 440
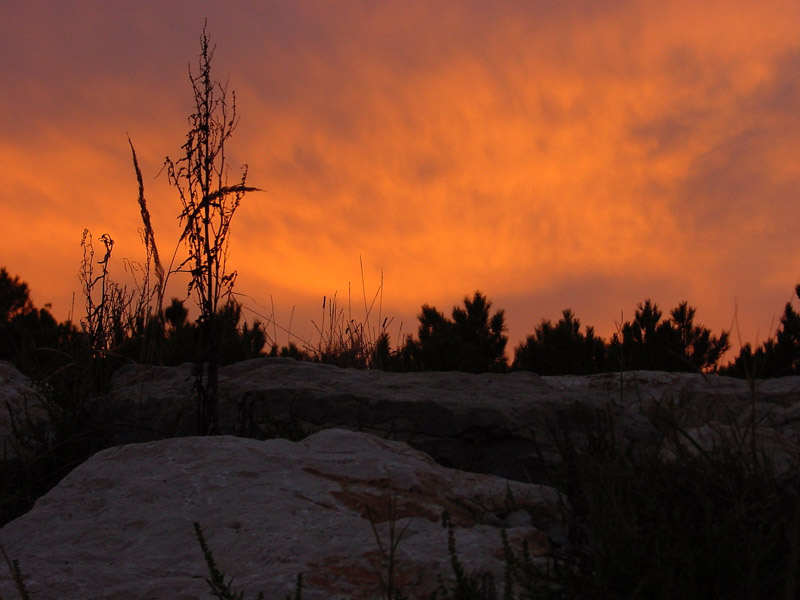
3, 1, 800, 354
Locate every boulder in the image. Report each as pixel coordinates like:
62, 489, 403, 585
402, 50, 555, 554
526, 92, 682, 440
545, 370, 800, 427
104, 358, 659, 484
104, 359, 800, 484
4, 358, 799, 484
0, 360, 47, 459
0, 429, 562, 600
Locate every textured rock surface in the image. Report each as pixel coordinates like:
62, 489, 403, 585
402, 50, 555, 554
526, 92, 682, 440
2, 360, 798, 598
0, 360, 46, 459
105, 358, 658, 483
103, 358, 800, 483
0, 429, 561, 600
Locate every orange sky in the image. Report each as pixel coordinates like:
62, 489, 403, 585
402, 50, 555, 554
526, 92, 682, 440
3, 1, 800, 357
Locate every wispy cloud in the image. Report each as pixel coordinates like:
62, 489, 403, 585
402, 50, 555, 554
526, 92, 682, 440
2, 0, 800, 349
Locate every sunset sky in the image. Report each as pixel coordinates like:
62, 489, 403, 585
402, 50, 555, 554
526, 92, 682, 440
3, 1, 800, 357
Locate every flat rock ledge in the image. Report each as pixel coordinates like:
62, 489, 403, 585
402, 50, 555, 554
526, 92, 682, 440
105, 358, 800, 483
0, 429, 562, 600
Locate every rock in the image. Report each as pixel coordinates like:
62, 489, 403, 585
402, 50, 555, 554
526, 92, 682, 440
0, 360, 47, 459
5, 358, 799, 484
503, 509, 533, 528
545, 370, 800, 430
105, 359, 800, 484
554, 371, 800, 470
2, 359, 797, 597
0, 429, 562, 600
104, 358, 659, 484
107, 361, 197, 441
660, 423, 800, 475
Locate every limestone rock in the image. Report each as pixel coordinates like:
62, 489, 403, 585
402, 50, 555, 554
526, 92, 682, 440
104, 358, 658, 483
0, 429, 561, 600
0, 360, 46, 459
6, 357, 799, 484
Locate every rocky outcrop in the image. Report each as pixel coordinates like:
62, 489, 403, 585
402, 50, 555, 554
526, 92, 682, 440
548, 370, 800, 474
0, 429, 563, 600
4, 357, 799, 484
103, 358, 800, 484
2, 359, 798, 598
0, 360, 46, 459
104, 359, 657, 484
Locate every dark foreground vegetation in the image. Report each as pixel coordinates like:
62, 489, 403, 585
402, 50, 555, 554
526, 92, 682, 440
7, 261, 800, 380
3, 265, 800, 600
1, 24, 798, 600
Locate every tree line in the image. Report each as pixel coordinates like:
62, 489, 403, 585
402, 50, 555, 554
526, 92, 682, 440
4, 266, 800, 379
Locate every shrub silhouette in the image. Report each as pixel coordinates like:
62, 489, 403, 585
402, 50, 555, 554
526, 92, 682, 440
216, 301, 268, 365
723, 284, 800, 378
403, 291, 508, 373
158, 298, 197, 364
269, 341, 314, 362
0, 268, 76, 377
0, 269, 268, 373
610, 300, 730, 372
513, 309, 607, 375
0, 269, 33, 323
115, 297, 267, 367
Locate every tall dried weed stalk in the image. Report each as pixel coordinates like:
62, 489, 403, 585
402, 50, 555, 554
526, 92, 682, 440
128, 138, 165, 325
163, 24, 260, 434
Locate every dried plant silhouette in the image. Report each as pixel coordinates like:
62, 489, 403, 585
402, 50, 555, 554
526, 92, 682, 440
76, 24, 261, 435
162, 24, 260, 434
79, 230, 128, 354
308, 259, 394, 368
128, 137, 166, 328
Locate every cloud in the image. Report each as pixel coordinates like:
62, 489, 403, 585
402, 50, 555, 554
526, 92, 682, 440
3, 0, 800, 350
